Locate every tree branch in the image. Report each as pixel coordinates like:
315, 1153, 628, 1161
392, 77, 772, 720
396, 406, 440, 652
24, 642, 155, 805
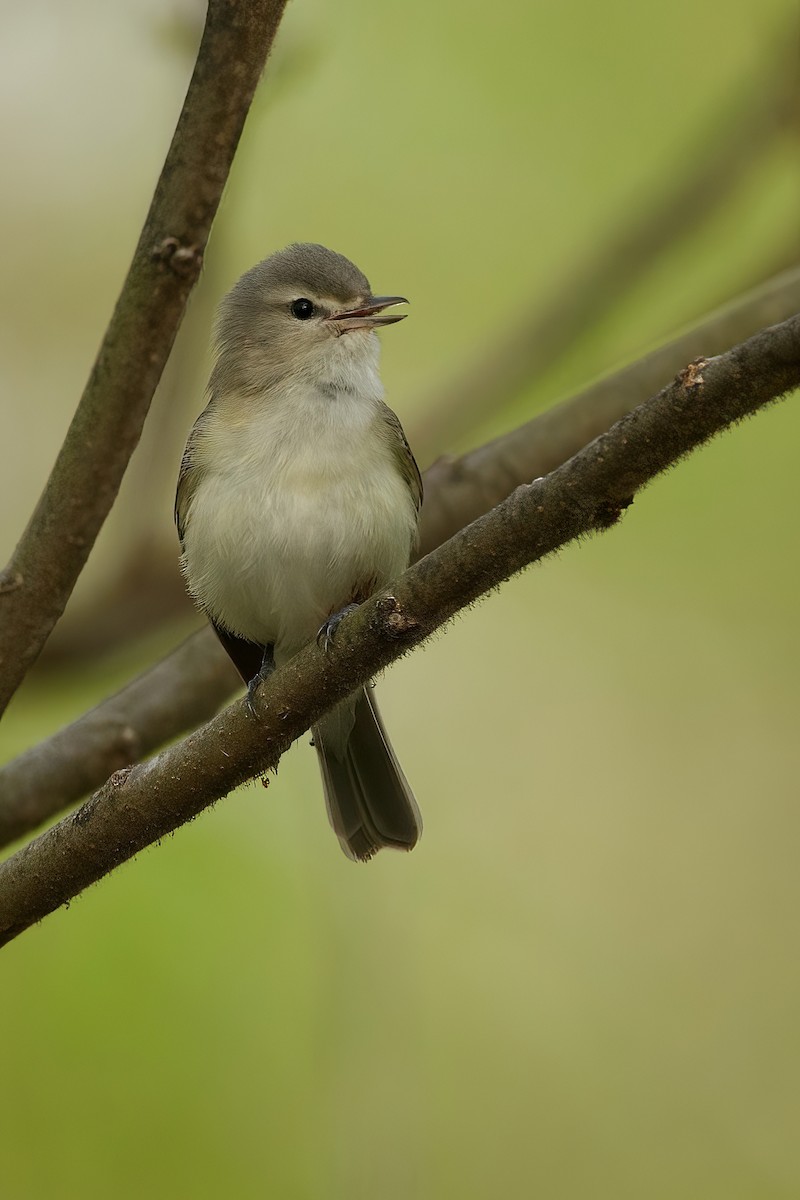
2, 267, 799, 850
0, 0, 288, 718
0, 631, 237, 849
1, 312, 798, 946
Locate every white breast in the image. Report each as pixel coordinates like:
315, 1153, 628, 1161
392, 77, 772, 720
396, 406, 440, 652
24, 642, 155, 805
181, 380, 417, 662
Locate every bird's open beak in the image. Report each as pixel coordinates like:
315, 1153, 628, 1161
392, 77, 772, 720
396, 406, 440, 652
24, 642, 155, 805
326, 296, 408, 333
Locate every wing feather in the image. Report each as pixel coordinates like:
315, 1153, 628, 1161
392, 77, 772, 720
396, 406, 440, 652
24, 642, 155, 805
379, 402, 423, 514
174, 404, 213, 546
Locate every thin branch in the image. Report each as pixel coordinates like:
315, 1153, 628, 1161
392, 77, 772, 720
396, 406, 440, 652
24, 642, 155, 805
0, 0, 288, 718
2, 267, 799, 849
36, 37, 326, 672
0, 631, 237, 849
1, 312, 798, 946
409, 34, 798, 466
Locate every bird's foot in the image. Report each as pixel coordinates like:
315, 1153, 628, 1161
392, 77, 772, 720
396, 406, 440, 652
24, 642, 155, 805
316, 604, 359, 653
245, 646, 276, 717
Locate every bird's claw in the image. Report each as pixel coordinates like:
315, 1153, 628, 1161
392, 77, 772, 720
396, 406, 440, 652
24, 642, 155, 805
245, 647, 275, 717
316, 603, 359, 653
245, 675, 262, 717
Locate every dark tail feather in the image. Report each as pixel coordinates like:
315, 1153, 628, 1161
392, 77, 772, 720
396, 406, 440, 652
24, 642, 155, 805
314, 687, 421, 862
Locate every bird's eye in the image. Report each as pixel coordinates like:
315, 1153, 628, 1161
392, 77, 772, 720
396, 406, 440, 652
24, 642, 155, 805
290, 298, 315, 320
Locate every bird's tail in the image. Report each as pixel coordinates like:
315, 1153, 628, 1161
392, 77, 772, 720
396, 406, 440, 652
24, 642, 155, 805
314, 686, 421, 862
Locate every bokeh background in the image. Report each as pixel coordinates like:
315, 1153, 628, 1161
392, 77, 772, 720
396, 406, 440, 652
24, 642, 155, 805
1, 0, 799, 1196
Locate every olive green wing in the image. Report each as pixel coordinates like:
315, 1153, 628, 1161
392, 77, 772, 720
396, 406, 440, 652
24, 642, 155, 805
175, 403, 267, 682
380, 403, 423, 513
175, 406, 212, 547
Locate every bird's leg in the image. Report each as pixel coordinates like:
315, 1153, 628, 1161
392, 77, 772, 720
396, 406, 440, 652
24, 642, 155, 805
245, 644, 276, 716
316, 603, 360, 653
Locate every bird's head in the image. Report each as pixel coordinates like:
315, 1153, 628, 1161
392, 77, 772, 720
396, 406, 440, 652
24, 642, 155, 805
212, 243, 408, 395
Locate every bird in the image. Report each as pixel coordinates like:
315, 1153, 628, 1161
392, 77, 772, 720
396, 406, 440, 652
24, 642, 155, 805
175, 243, 422, 861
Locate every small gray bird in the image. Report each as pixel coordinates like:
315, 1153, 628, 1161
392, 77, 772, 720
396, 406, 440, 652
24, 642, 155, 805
176, 243, 422, 860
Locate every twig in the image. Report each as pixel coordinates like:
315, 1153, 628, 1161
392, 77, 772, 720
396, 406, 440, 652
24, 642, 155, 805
0, 0, 288, 718
1, 312, 798, 946
2, 267, 799, 849
0, 631, 236, 848
409, 36, 798, 466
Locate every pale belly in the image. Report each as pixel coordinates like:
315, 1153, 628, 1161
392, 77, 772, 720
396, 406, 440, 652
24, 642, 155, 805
182, 455, 416, 661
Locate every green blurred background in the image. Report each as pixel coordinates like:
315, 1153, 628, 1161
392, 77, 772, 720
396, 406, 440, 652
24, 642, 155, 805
1, 0, 799, 1196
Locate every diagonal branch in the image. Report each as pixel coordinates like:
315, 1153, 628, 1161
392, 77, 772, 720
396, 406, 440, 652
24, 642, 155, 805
0, 0, 288, 718
1, 312, 798, 947
0, 631, 237, 849
2, 266, 799, 850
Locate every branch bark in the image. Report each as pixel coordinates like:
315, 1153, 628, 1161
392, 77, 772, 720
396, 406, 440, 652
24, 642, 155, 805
0, 631, 237, 849
0, 0, 288, 718
1, 312, 798, 947
2, 266, 799, 849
